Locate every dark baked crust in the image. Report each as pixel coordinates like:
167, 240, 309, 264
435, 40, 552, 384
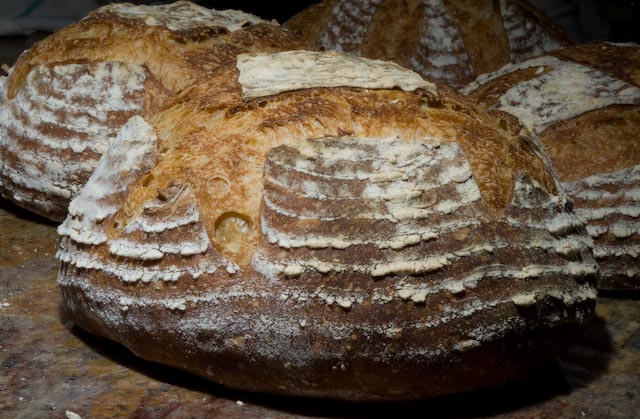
464, 42, 640, 291
284, 0, 573, 88
552, 42, 640, 87
57, 51, 597, 400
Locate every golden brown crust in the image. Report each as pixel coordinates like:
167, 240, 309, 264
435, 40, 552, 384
552, 42, 640, 87
284, 0, 572, 88
540, 106, 640, 183
8, 14, 301, 99
442, 0, 511, 76
137, 66, 557, 255
463, 42, 640, 291
466, 65, 554, 108
465, 42, 640, 174
57, 51, 597, 400
0, 2, 303, 221
361, 0, 426, 66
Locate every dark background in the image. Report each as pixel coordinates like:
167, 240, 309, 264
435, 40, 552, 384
196, 0, 320, 23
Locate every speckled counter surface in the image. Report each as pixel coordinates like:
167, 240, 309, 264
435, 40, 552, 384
0, 197, 639, 419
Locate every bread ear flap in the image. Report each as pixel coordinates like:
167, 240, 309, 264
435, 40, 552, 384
59, 116, 158, 246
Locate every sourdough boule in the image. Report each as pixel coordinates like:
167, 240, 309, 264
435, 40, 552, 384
464, 42, 640, 291
57, 50, 597, 400
284, 0, 572, 88
0, 1, 302, 221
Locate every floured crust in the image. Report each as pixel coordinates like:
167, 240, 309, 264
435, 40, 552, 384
0, 62, 165, 221
284, 0, 572, 88
553, 42, 640, 87
0, 1, 303, 221
99, 1, 268, 32
464, 42, 640, 291
6, 1, 298, 98
57, 51, 596, 400
236, 50, 437, 99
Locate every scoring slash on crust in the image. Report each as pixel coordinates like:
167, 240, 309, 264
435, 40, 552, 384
284, 0, 571, 88
465, 42, 640, 291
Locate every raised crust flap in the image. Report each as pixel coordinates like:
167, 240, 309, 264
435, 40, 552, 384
237, 50, 437, 100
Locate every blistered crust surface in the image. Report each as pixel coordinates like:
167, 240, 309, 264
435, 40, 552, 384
6, 1, 300, 97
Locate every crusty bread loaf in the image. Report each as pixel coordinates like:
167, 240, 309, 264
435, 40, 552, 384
464, 42, 640, 291
284, 0, 572, 89
57, 50, 597, 400
0, 1, 302, 221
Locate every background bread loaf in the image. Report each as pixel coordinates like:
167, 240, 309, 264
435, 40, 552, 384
464, 42, 640, 291
57, 50, 597, 400
0, 1, 302, 221
284, 0, 573, 89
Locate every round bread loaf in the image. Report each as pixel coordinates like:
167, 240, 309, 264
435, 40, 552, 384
57, 50, 597, 401
284, 0, 572, 89
464, 42, 640, 291
0, 1, 302, 221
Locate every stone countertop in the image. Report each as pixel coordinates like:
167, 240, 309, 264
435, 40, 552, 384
0, 197, 639, 419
